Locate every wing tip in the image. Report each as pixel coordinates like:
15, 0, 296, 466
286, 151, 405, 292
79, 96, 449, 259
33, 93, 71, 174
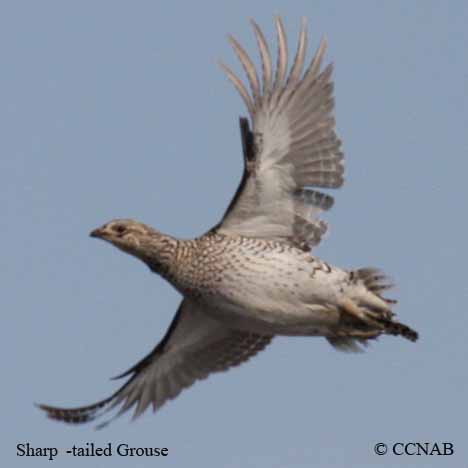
36, 401, 86, 424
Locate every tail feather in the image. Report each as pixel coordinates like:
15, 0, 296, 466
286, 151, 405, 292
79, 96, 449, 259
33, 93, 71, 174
376, 317, 419, 342
326, 336, 372, 353
329, 267, 419, 351
356, 267, 418, 342
355, 267, 396, 305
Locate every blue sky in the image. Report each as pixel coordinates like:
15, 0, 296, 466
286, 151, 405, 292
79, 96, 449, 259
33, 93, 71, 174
2, 1, 467, 467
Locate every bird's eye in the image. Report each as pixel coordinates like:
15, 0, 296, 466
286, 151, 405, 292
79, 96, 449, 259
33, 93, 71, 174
113, 224, 127, 235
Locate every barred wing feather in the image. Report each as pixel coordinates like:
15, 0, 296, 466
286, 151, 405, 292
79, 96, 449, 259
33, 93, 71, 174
38, 300, 272, 426
218, 17, 344, 250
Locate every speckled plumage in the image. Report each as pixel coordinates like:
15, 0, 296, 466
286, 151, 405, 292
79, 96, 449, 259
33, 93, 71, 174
167, 233, 347, 335
39, 17, 418, 427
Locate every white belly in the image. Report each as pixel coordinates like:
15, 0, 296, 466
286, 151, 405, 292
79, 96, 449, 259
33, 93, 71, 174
199, 246, 349, 336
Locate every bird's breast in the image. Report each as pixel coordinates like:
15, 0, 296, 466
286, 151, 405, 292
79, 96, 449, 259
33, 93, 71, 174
170, 236, 344, 333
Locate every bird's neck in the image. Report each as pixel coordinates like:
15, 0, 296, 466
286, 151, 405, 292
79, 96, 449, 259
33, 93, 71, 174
131, 233, 180, 280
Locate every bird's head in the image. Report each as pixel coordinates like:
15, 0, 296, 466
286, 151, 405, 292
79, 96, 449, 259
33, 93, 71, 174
90, 219, 178, 274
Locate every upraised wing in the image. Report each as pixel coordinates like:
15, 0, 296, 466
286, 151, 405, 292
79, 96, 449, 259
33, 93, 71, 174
38, 299, 272, 427
217, 17, 344, 250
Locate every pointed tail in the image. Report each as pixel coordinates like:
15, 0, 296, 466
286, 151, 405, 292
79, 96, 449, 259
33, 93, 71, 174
341, 267, 419, 343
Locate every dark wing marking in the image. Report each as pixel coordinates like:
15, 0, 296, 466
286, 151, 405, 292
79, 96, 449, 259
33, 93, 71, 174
220, 117, 255, 222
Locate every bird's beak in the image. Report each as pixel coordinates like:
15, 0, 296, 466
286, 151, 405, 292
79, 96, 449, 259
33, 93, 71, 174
90, 227, 105, 239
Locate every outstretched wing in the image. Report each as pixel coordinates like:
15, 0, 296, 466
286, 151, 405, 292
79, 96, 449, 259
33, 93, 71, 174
38, 300, 272, 427
217, 17, 344, 250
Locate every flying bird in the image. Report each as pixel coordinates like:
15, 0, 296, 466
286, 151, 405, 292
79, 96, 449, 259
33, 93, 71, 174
39, 17, 418, 427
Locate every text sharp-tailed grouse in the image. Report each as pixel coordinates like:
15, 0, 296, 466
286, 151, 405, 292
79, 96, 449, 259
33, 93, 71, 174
39, 17, 418, 427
